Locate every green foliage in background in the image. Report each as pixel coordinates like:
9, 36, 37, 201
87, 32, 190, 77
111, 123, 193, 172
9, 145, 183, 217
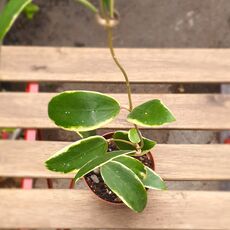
0, 0, 31, 41
23, 2, 39, 20
0, 0, 39, 42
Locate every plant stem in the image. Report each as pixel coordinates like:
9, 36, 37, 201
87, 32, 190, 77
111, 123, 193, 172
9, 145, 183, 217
109, 0, 114, 18
103, 9, 144, 148
135, 125, 144, 148
77, 0, 98, 14
120, 106, 130, 112
106, 25, 133, 111
99, 0, 106, 18
108, 138, 137, 148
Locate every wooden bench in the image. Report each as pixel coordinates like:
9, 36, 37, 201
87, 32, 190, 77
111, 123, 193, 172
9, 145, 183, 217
0, 46, 230, 229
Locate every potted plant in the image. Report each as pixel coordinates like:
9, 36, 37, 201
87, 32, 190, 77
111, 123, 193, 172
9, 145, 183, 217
45, 0, 176, 213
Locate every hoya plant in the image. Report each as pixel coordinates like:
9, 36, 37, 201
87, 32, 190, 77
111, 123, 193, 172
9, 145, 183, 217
45, 0, 176, 213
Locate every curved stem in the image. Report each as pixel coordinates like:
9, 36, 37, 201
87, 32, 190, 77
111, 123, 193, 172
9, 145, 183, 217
77, 0, 98, 14
103, 5, 144, 149
120, 106, 130, 112
108, 138, 137, 148
134, 125, 144, 148
106, 25, 133, 111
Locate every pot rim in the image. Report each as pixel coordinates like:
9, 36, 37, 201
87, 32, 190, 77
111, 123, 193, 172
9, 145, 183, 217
83, 131, 155, 205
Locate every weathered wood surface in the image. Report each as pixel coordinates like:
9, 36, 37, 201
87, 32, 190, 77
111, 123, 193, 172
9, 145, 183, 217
1, 140, 230, 180
1, 46, 230, 83
0, 190, 229, 229
0, 93, 230, 130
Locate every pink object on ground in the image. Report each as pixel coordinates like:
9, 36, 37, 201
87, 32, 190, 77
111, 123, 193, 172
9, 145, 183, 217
224, 138, 230, 144
1, 130, 8, 139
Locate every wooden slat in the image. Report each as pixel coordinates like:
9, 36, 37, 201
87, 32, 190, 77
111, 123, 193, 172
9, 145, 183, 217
1, 46, 230, 83
1, 140, 230, 180
0, 190, 229, 229
0, 93, 230, 130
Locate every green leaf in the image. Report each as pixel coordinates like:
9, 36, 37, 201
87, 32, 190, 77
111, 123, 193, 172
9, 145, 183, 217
113, 155, 146, 179
128, 128, 140, 144
48, 91, 120, 132
114, 156, 166, 190
0, 0, 32, 41
127, 99, 176, 127
142, 166, 167, 190
101, 161, 147, 213
113, 131, 156, 154
77, 130, 97, 138
23, 2, 39, 20
76, 0, 98, 13
45, 136, 107, 173
74, 150, 135, 182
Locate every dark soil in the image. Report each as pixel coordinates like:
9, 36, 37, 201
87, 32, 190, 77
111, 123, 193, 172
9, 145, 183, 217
84, 139, 154, 203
